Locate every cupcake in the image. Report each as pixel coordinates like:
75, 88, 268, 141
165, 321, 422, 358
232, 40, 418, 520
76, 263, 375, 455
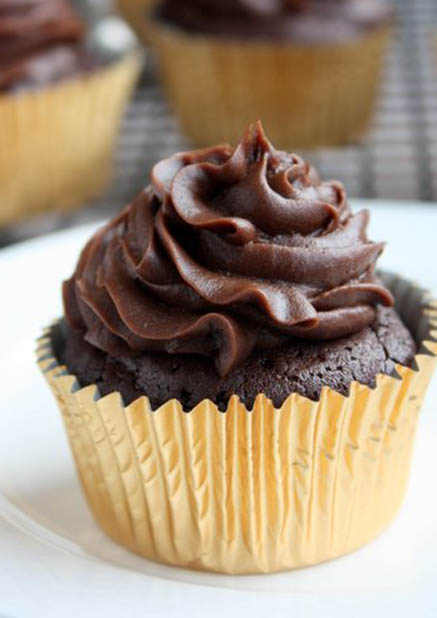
38, 122, 437, 574
0, 0, 141, 227
150, 0, 392, 149
117, 0, 158, 43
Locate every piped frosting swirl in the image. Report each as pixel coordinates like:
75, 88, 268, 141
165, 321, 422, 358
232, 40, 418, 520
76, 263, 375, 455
64, 122, 393, 376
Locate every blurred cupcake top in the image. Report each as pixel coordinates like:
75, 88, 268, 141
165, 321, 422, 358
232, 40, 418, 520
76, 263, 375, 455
63, 122, 393, 377
155, 0, 391, 43
0, 0, 96, 92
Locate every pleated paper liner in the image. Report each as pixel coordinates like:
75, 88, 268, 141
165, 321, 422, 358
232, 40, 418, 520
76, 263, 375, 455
37, 273, 437, 574
150, 20, 390, 150
0, 53, 141, 227
117, 0, 159, 44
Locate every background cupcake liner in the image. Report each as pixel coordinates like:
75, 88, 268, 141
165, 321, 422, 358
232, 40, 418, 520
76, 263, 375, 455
151, 22, 390, 150
117, 0, 158, 43
37, 273, 437, 574
0, 53, 141, 227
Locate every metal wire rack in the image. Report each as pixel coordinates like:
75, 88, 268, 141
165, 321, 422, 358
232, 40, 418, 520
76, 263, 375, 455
1, 0, 437, 246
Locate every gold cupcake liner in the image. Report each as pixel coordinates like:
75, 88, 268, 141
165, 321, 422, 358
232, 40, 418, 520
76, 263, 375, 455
0, 53, 142, 227
37, 273, 437, 574
151, 22, 390, 150
117, 0, 158, 43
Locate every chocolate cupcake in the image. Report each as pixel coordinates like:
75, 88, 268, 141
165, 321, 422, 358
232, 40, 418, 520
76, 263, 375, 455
0, 0, 141, 226
150, 0, 392, 149
38, 123, 437, 574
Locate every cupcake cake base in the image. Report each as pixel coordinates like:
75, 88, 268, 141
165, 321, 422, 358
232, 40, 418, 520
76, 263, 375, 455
53, 304, 415, 411
37, 273, 437, 574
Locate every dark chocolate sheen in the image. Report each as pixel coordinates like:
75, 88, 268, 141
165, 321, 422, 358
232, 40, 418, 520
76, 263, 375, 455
63, 122, 393, 377
0, 0, 93, 91
156, 0, 391, 43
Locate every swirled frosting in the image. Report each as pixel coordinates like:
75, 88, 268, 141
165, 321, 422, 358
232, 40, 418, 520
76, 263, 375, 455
63, 122, 393, 377
156, 0, 391, 43
0, 0, 91, 91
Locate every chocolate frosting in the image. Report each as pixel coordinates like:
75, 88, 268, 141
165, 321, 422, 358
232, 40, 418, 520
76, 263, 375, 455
63, 122, 393, 377
0, 0, 91, 91
156, 0, 391, 43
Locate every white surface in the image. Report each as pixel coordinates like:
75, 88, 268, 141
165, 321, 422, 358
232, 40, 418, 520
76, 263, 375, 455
0, 200, 436, 617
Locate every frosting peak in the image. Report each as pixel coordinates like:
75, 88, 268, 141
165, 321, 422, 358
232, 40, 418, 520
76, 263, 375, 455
64, 122, 393, 376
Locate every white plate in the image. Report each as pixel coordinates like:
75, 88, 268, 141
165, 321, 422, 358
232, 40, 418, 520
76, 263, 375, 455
0, 200, 436, 618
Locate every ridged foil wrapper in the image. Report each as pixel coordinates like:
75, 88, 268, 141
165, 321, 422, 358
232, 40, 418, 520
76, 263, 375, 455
37, 273, 437, 573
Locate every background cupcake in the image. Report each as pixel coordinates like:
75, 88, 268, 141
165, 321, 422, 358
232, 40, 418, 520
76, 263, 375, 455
0, 0, 141, 227
38, 123, 437, 574
117, 0, 158, 43
150, 0, 392, 149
